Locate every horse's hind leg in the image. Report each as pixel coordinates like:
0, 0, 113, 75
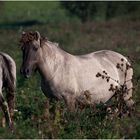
0, 107, 6, 127
124, 81, 134, 109
6, 91, 15, 128
123, 67, 134, 111
0, 93, 12, 128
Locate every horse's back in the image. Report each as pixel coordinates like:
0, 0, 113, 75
77, 50, 132, 80
0, 52, 16, 69
0, 52, 16, 87
0, 52, 16, 72
78, 50, 128, 62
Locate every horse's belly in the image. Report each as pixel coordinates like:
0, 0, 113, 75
77, 73, 120, 104
90, 86, 115, 104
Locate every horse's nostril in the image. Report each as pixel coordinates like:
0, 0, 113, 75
25, 68, 29, 74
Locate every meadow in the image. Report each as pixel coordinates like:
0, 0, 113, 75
0, 1, 140, 138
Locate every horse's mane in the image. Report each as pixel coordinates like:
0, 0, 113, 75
46, 40, 59, 47
20, 31, 60, 48
20, 31, 48, 45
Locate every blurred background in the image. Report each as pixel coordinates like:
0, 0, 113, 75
0, 1, 140, 138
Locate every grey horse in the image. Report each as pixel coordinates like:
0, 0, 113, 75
20, 31, 134, 111
0, 52, 16, 129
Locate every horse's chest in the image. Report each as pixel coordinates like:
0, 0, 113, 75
41, 80, 53, 98
41, 79, 63, 100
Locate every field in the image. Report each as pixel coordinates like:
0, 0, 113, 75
0, 1, 140, 138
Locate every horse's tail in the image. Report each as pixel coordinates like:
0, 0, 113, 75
0, 52, 16, 91
123, 57, 134, 108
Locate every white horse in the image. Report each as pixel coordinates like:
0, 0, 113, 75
0, 52, 16, 129
20, 31, 134, 111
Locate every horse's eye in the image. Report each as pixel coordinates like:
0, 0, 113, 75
33, 46, 38, 51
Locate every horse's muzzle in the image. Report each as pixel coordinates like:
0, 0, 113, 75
20, 68, 31, 78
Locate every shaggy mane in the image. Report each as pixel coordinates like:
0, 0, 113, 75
20, 31, 47, 45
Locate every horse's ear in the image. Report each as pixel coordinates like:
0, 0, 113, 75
22, 31, 26, 35
35, 31, 41, 41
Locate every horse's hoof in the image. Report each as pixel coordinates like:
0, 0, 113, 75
9, 122, 14, 133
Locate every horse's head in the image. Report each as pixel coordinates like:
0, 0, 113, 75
20, 31, 42, 78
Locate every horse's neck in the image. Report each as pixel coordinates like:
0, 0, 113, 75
38, 42, 69, 81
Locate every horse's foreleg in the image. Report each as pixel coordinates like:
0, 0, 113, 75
64, 95, 76, 112
44, 99, 50, 119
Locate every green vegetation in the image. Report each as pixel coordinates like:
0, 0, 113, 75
0, 1, 140, 139
62, 1, 140, 21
